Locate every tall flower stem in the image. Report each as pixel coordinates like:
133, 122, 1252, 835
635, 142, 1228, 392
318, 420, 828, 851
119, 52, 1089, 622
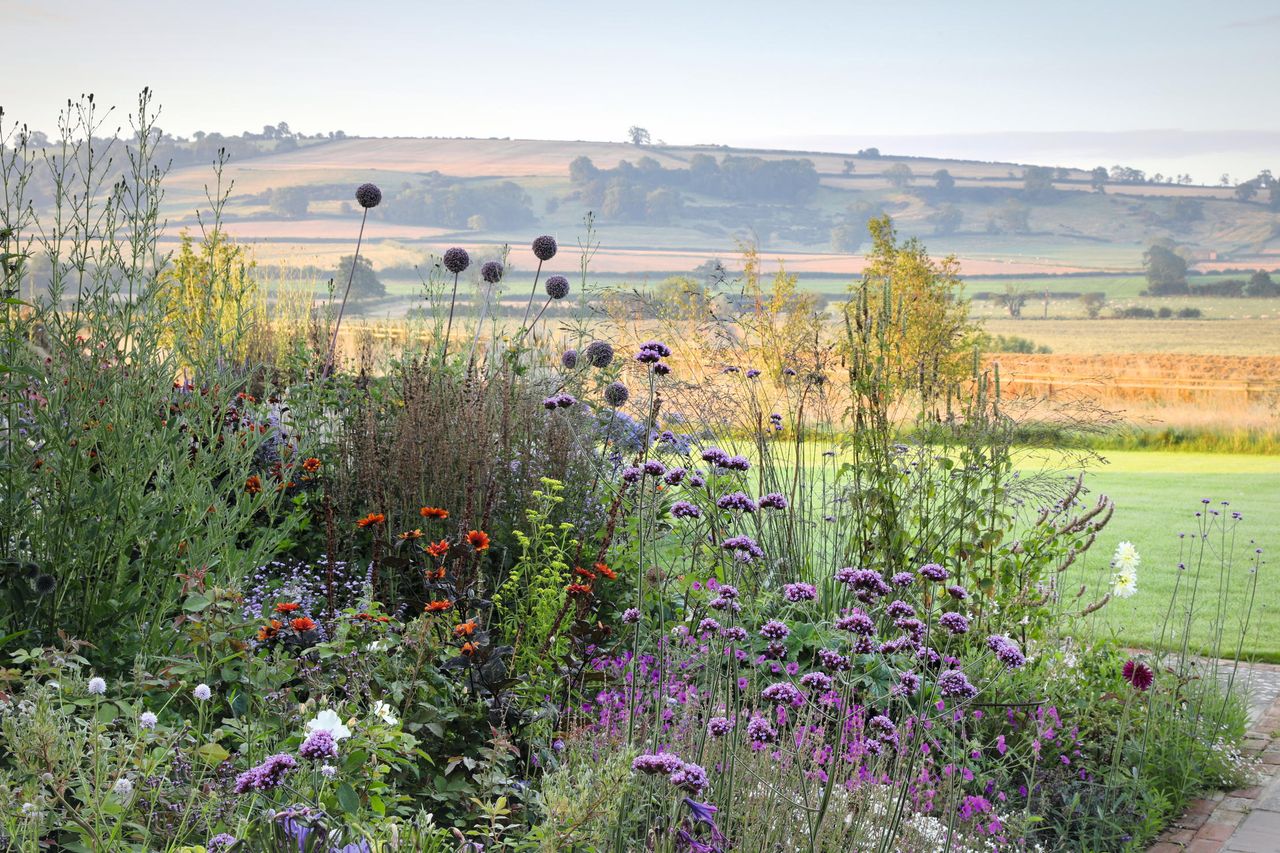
520, 258, 545, 329
440, 271, 460, 364
322, 207, 369, 378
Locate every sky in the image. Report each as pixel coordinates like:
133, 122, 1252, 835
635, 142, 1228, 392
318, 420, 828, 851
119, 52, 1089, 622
6, 0, 1279, 180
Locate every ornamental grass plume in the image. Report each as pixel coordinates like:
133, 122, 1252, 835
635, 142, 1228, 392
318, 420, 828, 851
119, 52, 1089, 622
323, 183, 381, 378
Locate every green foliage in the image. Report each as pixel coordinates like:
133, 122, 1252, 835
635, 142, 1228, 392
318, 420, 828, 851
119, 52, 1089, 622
494, 479, 578, 684
335, 254, 385, 300
1143, 242, 1189, 295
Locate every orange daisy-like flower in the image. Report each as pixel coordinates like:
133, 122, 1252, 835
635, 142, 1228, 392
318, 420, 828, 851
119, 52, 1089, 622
419, 506, 449, 520
356, 512, 386, 529
398, 529, 424, 541
290, 617, 317, 632
257, 619, 283, 642
301, 457, 322, 474
274, 602, 301, 614
425, 566, 446, 581
575, 566, 597, 581
424, 599, 453, 614
460, 641, 479, 656
595, 562, 618, 580
566, 582, 593, 596
454, 620, 477, 637
466, 530, 490, 551
245, 475, 262, 495
425, 539, 450, 559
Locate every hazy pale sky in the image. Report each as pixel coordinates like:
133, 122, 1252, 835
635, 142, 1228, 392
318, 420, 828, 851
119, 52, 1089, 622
6, 0, 1279, 177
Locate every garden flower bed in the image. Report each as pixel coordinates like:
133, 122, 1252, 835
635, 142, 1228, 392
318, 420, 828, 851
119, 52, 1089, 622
0, 99, 1266, 852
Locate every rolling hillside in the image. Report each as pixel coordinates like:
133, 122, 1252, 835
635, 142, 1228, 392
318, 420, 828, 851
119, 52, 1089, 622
159, 136, 1280, 280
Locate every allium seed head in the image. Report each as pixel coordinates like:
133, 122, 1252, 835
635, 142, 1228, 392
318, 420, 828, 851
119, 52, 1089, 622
443, 247, 470, 274
545, 275, 569, 299
584, 340, 614, 367
561, 348, 579, 369
604, 381, 630, 407
532, 235, 558, 261
480, 261, 504, 284
355, 183, 382, 209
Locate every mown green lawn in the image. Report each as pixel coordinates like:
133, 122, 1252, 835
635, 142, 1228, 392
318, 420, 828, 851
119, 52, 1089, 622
1034, 451, 1280, 661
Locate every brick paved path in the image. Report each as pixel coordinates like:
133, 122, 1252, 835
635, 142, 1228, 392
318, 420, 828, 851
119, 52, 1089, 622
1149, 661, 1280, 853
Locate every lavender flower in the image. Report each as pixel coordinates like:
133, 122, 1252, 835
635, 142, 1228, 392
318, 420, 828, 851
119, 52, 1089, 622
782, 582, 817, 602
937, 668, 978, 699
643, 460, 667, 477
818, 649, 851, 671
720, 625, 748, 642
800, 671, 833, 691
759, 619, 791, 641
207, 834, 238, 853
724, 455, 751, 471
622, 608, 642, 624
720, 535, 764, 562
700, 447, 730, 467
758, 492, 788, 510
919, 563, 948, 582
87, 677, 106, 695
835, 610, 875, 635
946, 584, 969, 600
664, 467, 687, 485
885, 600, 916, 618
746, 714, 777, 744
939, 612, 970, 635
707, 716, 734, 737
671, 501, 702, 519
621, 465, 642, 483
633, 752, 684, 776
716, 491, 757, 513
890, 572, 915, 587
300, 729, 338, 760
745, 368, 760, 378
697, 617, 721, 634
987, 635, 1027, 669
233, 753, 297, 793
139, 711, 158, 730
670, 761, 709, 792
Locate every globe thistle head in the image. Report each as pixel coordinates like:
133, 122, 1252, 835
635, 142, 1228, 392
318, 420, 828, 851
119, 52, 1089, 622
603, 381, 630, 408
584, 340, 614, 368
545, 275, 569, 299
561, 348, 579, 369
480, 261, 504, 284
354, 183, 382, 209
443, 247, 470, 275
531, 235, 558, 261
34, 573, 56, 596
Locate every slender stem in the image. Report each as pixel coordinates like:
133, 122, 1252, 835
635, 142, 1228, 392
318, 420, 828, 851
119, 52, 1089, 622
321, 206, 369, 378
441, 271, 460, 364
520, 258, 544, 329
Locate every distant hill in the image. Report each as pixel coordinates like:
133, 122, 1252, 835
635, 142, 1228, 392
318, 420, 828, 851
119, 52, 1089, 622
158, 136, 1280, 280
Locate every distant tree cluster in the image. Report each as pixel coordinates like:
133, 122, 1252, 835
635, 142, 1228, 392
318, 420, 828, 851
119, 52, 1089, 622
384, 176, 533, 229
567, 152, 819, 222
1233, 170, 1279, 208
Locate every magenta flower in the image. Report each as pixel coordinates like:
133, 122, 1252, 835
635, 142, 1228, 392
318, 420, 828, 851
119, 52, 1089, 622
1123, 659, 1154, 691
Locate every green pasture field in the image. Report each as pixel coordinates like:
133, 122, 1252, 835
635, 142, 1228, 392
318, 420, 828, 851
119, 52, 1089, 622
1028, 450, 1280, 661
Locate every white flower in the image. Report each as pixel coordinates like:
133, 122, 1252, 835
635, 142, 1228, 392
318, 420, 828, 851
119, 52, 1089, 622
21, 802, 41, 818
320, 764, 338, 778
1112, 541, 1140, 572
372, 701, 398, 726
87, 677, 106, 696
1111, 570, 1138, 599
112, 778, 133, 797
306, 708, 352, 741
192, 684, 212, 702
139, 711, 158, 729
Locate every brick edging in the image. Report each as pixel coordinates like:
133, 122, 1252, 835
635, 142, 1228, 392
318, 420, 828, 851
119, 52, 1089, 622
1148, 691, 1280, 852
